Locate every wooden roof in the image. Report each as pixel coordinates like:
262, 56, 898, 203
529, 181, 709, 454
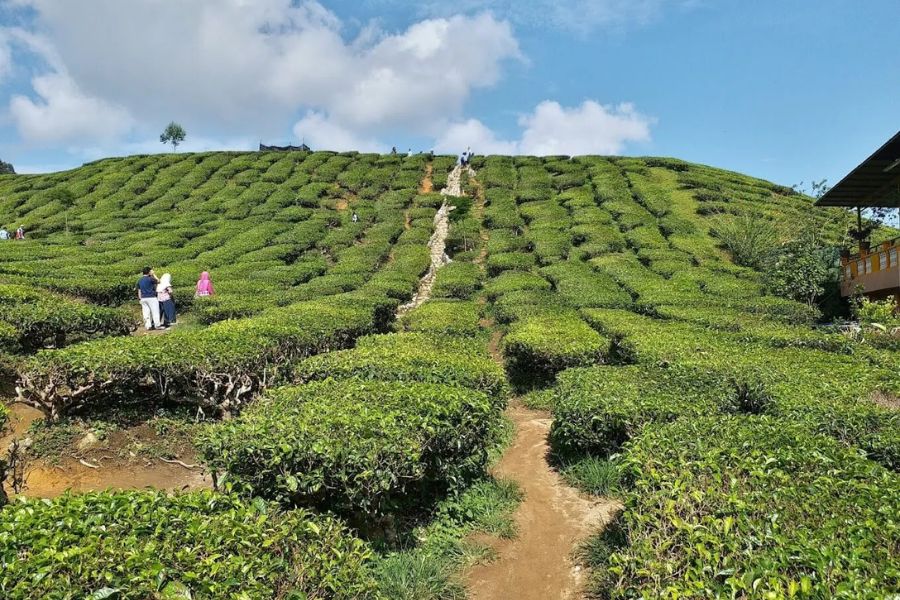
816, 130, 900, 207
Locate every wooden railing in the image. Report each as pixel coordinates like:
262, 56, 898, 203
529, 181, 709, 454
840, 237, 900, 297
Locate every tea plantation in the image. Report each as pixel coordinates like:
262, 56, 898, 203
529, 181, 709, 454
0, 150, 897, 598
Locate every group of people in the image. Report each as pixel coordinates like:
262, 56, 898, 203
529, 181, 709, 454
136, 267, 215, 330
0, 226, 26, 240
458, 147, 475, 166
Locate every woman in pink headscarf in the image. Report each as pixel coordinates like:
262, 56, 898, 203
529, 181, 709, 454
195, 271, 215, 297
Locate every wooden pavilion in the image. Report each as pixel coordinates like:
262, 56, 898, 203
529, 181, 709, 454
816, 131, 900, 299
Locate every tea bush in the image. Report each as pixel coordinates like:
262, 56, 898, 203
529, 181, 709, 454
197, 380, 498, 516
0, 490, 378, 599
399, 299, 483, 337
594, 416, 900, 598
295, 332, 506, 398
430, 261, 482, 299
503, 314, 608, 385
0, 284, 133, 350
16, 295, 387, 419
549, 366, 725, 458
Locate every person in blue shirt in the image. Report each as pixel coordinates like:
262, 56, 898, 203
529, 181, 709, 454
136, 266, 162, 330
0, 228, 8, 240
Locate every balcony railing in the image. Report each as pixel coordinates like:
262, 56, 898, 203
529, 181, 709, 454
840, 236, 900, 298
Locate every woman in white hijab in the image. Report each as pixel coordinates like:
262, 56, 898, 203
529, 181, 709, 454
157, 273, 177, 328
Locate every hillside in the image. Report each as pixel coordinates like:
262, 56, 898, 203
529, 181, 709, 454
0, 152, 897, 599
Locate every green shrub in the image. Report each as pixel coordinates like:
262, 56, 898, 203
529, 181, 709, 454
483, 270, 550, 300
400, 300, 482, 337
16, 296, 386, 419
197, 380, 498, 516
430, 262, 481, 299
503, 314, 608, 385
295, 332, 506, 398
596, 416, 900, 598
485, 252, 536, 277
549, 366, 725, 458
0, 490, 377, 599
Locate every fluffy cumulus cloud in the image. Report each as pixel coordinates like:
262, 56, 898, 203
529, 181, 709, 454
3, 0, 520, 148
435, 100, 653, 156
9, 72, 134, 143
292, 111, 384, 153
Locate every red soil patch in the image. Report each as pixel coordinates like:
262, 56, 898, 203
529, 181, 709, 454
419, 162, 434, 194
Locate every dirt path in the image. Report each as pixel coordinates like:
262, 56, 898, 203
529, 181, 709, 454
467, 182, 618, 598
467, 403, 618, 600
419, 162, 434, 194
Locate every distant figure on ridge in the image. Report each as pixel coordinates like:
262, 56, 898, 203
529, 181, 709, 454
137, 266, 161, 330
14, 225, 24, 240
407, 148, 413, 158
0, 227, 9, 240
195, 271, 215, 298
390, 146, 397, 155
157, 272, 176, 328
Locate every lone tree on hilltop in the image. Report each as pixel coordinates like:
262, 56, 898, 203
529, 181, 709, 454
0, 159, 14, 175
160, 122, 187, 152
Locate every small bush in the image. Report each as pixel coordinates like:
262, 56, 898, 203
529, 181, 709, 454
198, 379, 498, 517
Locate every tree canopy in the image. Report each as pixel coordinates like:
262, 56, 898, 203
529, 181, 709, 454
160, 122, 187, 152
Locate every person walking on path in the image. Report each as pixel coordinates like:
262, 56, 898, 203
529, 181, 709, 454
157, 272, 176, 328
195, 271, 215, 297
14, 225, 24, 240
137, 267, 161, 330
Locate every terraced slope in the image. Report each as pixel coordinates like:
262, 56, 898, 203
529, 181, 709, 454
0, 151, 897, 599
466, 155, 898, 598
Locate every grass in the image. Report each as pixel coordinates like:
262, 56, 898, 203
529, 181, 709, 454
373, 477, 522, 600
560, 456, 621, 497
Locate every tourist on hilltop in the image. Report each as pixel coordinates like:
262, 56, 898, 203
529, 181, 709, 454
407, 148, 413, 158
195, 271, 215, 298
390, 146, 397, 155
157, 272, 176, 328
137, 266, 161, 331
14, 225, 24, 240
0, 227, 9, 240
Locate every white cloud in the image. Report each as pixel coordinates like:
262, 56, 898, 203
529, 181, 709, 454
9, 72, 134, 143
433, 118, 518, 155
401, 0, 686, 35
293, 111, 384, 152
4, 1, 520, 145
518, 100, 652, 155
435, 100, 653, 156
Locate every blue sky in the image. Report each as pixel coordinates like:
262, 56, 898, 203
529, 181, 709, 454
0, 0, 897, 190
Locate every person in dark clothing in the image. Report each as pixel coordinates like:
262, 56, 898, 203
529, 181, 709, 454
137, 267, 161, 330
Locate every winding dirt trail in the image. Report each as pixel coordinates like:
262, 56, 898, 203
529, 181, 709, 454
467, 403, 618, 600
466, 164, 619, 598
